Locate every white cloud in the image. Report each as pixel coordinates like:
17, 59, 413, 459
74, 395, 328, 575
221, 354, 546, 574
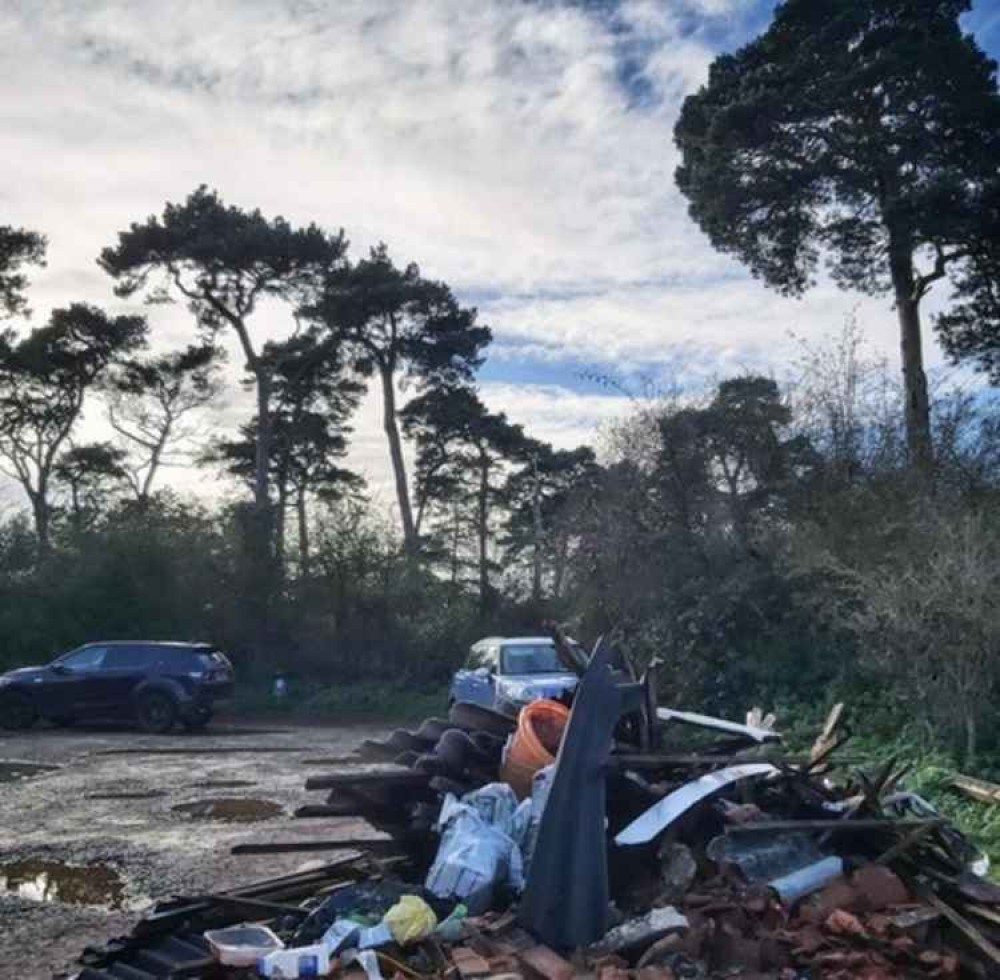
0, 0, 969, 517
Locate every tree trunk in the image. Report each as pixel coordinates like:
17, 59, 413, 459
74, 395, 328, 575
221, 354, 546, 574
140, 424, 172, 502
297, 489, 311, 580
965, 712, 977, 769
275, 477, 288, 568
255, 367, 273, 515
450, 502, 461, 587
477, 453, 490, 611
378, 363, 417, 555
31, 490, 50, 558
553, 532, 569, 600
531, 458, 543, 603
888, 234, 933, 471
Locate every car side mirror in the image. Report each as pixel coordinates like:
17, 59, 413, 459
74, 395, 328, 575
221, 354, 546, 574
474, 667, 491, 679
50, 663, 71, 675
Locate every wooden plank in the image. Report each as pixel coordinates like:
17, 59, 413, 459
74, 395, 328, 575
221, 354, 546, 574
726, 818, 945, 834
951, 773, 1000, 805
97, 746, 307, 756
200, 893, 310, 918
231, 839, 399, 856
874, 822, 937, 866
811, 702, 844, 762
918, 886, 1000, 968
304, 769, 429, 791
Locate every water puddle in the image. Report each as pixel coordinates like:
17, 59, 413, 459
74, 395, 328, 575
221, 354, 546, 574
188, 779, 257, 790
0, 761, 59, 784
0, 859, 140, 910
172, 797, 284, 823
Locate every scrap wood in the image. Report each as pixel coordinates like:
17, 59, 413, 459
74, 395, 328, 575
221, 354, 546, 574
915, 884, 1000, 968
96, 745, 309, 755
802, 730, 853, 777
810, 702, 845, 763
545, 620, 588, 678
231, 838, 401, 856
950, 773, 1000, 805
874, 822, 938, 866
305, 769, 431, 790
199, 892, 309, 918
612, 750, 766, 769
726, 817, 946, 834
965, 903, 1000, 930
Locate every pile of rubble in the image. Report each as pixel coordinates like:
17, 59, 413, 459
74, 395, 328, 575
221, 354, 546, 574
74, 635, 1000, 979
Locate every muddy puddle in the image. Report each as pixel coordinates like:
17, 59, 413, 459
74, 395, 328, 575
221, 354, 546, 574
0, 761, 59, 784
171, 797, 284, 822
0, 859, 141, 910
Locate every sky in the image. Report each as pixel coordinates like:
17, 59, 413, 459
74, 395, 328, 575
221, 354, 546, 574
2, 0, 1000, 509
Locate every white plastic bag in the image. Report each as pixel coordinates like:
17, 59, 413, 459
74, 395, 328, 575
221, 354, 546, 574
425, 785, 525, 913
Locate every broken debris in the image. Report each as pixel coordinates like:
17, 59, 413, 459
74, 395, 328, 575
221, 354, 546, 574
70, 636, 1000, 980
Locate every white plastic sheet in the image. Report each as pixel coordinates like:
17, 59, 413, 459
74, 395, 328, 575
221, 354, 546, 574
615, 763, 778, 846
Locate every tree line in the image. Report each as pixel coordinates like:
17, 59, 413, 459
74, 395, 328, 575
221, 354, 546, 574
0, 191, 598, 649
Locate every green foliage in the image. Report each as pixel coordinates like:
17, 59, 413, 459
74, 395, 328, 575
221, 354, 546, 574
0, 224, 46, 318
674, 0, 1000, 462
0, 304, 148, 551
675, 0, 1000, 298
936, 183, 1000, 380
99, 186, 347, 317
306, 245, 492, 552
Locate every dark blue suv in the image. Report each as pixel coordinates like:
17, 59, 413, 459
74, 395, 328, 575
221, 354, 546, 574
0, 641, 234, 734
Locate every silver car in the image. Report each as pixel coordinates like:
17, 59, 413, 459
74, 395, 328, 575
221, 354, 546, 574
449, 636, 580, 712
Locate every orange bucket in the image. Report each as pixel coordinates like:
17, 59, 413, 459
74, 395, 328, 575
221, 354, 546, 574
499, 699, 570, 800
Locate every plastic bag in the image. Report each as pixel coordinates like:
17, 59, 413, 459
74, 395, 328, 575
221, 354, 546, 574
425, 786, 525, 914
383, 895, 438, 945
516, 764, 554, 874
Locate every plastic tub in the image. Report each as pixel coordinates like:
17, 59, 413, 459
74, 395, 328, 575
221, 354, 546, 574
204, 924, 284, 967
499, 699, 570, 800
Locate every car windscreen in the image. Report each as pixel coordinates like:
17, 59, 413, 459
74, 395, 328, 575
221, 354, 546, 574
195, 649, 232, 671
500, 644, 563, 675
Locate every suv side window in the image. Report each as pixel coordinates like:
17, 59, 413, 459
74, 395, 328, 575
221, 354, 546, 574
105, 647, 157, 670
59, 646, 109, 673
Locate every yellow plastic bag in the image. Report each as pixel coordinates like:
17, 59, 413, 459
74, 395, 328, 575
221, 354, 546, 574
383, 895, 438, 945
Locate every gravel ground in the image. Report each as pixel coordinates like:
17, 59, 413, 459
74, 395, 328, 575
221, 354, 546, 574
0, 720, 386, 979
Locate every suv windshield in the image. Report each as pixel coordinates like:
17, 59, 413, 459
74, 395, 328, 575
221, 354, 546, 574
500, 643, 563, 675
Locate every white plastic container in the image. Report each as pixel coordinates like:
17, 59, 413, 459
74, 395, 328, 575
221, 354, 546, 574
204, 924, 284, 968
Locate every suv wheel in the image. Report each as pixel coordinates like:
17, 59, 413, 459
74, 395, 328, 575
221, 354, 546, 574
182, 710, 212, 732
136, 691, 178, 734
0, 691, 37, 730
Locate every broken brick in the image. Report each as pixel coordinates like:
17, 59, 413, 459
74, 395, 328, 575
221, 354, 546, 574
851, 865, 911, 911
451, 946, 493, 979
518, 944, 576, 980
